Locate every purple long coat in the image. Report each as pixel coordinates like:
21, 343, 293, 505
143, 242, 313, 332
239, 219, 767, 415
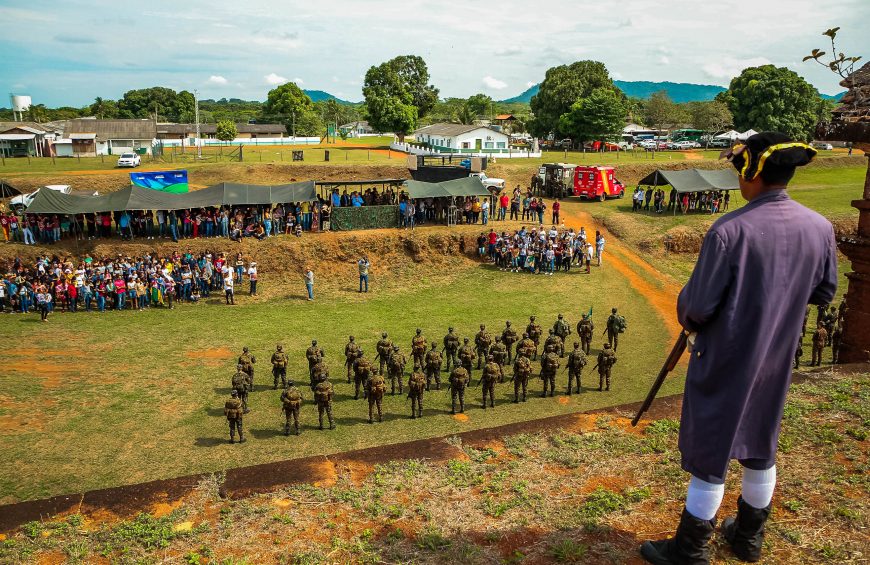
677, 190, 837, 483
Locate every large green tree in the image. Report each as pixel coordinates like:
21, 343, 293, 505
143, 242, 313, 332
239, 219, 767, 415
363, 55, 439, 139
117, 87, 194, 122
557, 88, 627, 146
686, 100, 733, 135
89, 97, 119, 119
215, 120, 238, 142
643, 91, 686, 132
263, 82, 323, 137
723, 65, 824, 141
466, 93, 493, 119
529, 61, 619, 137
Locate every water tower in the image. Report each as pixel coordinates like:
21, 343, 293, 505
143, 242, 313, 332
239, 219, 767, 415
10, 94, 32, 121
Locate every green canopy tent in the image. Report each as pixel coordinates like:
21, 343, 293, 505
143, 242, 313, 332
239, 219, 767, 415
403, 176, 490, 199
636, 168, 739, 215
0, 180, 22, 198
25, 181, 317, 214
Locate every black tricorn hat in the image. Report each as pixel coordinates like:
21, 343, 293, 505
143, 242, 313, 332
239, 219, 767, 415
720, 132, 816, 181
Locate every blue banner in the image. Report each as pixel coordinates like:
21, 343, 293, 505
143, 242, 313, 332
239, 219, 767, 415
130, 170, 189, 193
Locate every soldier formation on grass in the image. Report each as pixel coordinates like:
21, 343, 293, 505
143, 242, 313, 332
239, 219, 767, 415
221, 310, 628, 443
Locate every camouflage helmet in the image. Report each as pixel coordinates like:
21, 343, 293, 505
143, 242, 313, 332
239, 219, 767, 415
416, 328, 422, 334
231, 389, 238, 397
463, 337, 469, 342
487, 355, 494, 361
506, 320, 512, 326
312, 339, 317, 346
276, 344, 283, 351
582, 313, 589, 319
393, 344, 399, 350
574, 342, 580, 348
495, 335, 502, 342
545, 345, 554, 351
431, 342, 437, 349
548, 328, 555, 335
358, 348, 365, 355
349, 335, 355, 341
448, 326, 454, 332
243, 346, 249, 353
603, 343, 611, 349
287, 380, 295, 387
611, 307, 617, 314
522, 332, 529, 338
480, 324, 485, 330
382, 332, 387, 338
530, 315, 536, 321
237, 363, 244, 370
558, 314, 563, 319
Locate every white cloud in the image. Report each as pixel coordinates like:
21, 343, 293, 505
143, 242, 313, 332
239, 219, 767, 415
703, 56, 771, 80
658, 56, 670, 65
482, 76, 507, 90
264, 72, 288, 85
208, 75, 228, 85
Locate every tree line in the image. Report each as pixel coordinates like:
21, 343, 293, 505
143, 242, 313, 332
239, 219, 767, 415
0, 53, 839, 143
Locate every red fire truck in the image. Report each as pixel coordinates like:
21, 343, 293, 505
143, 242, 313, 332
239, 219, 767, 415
572, 166, 626, 201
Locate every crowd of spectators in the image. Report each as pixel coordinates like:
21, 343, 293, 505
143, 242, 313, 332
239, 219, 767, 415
476, 225, 605, 275
0, 250, 261, 318
631, 187, 732, 215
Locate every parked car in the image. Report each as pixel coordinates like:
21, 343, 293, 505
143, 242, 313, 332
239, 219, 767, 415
812, 142, 834, 150
708, 138, 732, 148
10, 185, 72, 212
469, 172, 506, 191
117, 153, 141, 167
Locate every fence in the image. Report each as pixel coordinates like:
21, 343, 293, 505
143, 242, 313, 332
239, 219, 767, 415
390, 142, 541, 159
330, 205, 399, 231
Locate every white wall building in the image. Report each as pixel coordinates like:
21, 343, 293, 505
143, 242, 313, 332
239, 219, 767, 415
413, 123, 510, 152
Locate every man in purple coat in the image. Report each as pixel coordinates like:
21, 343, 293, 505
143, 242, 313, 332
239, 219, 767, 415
641, 132, 838, 565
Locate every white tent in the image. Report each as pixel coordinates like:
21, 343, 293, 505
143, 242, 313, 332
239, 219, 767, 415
736, 129, 758, 140
714, 129, 740, 140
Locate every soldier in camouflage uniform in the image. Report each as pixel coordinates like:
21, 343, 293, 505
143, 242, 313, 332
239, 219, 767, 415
553, 314, 571, 357
458, 337, 477, 380
489, 335, 508, 378
344, 336, 360, 383
231, 363, 250, 414
238, 347, 256, 392
566, 342, 587, 395
424, 342, 443, 390
577, 314, 594, 355
501, 321, 519, 362
386, 344, 406, 395
481, 355, 501, 409
811, 322, 827, 366
375, 332, 393, 376
544, 329, 563, 360
596, 343, 617, 391
517, 332, 535, 361
310, 357, 330, 392
366, 370, 387, 423
605, 308, 626, 352
280, 380, 303, 435
449, 365, 470, 414
512, 353, 532, 403
271, 344, 289, 389
314, 379, 335, 430
411, 328, 427, 370
540, 344, 560, 397
306, 340, 324, 382
443, 327, 460, 372
353, 349, 374, 400
224, 389, 244, 443
407, 365, 427, 419
831, 323, 842, 364
474, 324, 493, 369
526, 315, 543, 359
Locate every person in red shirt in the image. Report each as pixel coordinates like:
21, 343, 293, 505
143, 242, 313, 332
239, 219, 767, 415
499, 193, 509, 221
552, 199, 561, 225
488, 229, 497, 259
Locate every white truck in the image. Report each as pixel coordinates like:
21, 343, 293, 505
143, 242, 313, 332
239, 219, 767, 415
469, 172, 506, 191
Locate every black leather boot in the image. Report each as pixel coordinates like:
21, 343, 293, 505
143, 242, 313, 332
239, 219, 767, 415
722, 497, 771, 562
640, 508, 715, 564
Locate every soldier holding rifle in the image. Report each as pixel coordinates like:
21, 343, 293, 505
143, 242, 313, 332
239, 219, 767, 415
640, 133, 837, 565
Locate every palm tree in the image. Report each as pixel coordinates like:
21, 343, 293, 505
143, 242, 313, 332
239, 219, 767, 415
455, 102, 476, 125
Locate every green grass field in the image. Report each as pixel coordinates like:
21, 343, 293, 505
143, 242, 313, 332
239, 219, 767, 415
0, 256, 678, 504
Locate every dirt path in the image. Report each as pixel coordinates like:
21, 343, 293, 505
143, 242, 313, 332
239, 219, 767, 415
558, 201, 683, 339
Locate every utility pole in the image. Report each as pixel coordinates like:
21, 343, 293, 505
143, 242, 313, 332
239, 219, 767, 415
194, 89, 202, 159
292, 111, 296, 139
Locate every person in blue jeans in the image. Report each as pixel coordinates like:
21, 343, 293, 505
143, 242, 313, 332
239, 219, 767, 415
304, 268, 314, 301
358, 256, 370, 293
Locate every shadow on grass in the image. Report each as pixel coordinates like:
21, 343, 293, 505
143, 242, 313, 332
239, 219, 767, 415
194, 437, 227, 447
248, 428, 285, 440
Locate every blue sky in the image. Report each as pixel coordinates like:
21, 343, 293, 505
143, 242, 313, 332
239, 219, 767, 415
0, 0, 866, 107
